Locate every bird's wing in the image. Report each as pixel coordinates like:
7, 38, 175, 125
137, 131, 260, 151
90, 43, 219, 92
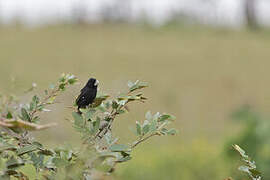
76, 90, 88, 106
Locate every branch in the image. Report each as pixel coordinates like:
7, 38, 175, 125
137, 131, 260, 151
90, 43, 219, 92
0, 117, 57, 131
131, 133, 159, 149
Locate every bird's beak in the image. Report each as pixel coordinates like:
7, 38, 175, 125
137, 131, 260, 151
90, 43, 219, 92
94, 80, 99, 86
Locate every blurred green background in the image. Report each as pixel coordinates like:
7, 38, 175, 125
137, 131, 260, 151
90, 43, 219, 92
1, 24, 270, 179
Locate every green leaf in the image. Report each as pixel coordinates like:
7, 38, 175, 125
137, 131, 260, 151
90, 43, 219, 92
38, 149, 55, 156
117, 155, 132, 163
18, 164, 38, 179
45, 157, 56, 169
250, 169, 262, 177
30, 95, 39, 111
0, 144, 17, 152
167, 128, 178, 135
21, 108, 31, 122
160, 128, 168, 135
110, 144, 130, 152
145, 111, 152, 120
47, 97, 55, 104
6, 156, 24, 169
84, 109, 95, 120
67, 75, 77, 85
93, 117, 101, 134
159, 114, 175, 122
105, 101, 111, 109
92, 94, 110, 107
153, 112, 161, 120
149, 119, 158, 133
129, 81, 148, 92
59, 83, 66, 90
32, 95, 39, 105
142, 120, 150, 135
142, 124, 150, 135
136, 121, 142, 136
59, 76, 66, 83
233, 144, 248, 159
17, 145, 38, 156
118, 100, 128, 106
127, 81, 134, 88
72, 112, 84, 127
112, 100, 119, 109
6, 112, 13, 119
116, 109, 126, 114
97, 104, 106, 112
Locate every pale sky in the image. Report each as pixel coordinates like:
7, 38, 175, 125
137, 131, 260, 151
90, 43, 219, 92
0, 0, 269, 26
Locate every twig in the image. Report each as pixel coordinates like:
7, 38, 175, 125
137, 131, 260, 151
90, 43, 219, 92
0, 117, 57, 130
29, 86, 61, 120
131, 133, 159, 149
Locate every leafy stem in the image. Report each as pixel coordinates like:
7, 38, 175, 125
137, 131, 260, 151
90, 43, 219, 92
131, 132, 159, 149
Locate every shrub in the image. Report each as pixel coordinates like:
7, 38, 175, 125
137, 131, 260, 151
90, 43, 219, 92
0, 74, 177, 179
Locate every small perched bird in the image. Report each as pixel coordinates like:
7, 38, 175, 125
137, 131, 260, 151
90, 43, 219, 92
76, 78, 99, 113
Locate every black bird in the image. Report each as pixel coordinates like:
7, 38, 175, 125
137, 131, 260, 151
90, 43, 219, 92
76, 78, 99, 113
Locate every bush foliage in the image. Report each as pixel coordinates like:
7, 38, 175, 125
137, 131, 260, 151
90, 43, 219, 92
0, 74, 177, 179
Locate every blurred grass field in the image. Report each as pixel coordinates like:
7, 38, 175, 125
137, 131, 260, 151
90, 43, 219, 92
0, 24, 270, 179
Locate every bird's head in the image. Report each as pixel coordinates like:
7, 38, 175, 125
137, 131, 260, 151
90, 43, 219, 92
86, 78, 99, 88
